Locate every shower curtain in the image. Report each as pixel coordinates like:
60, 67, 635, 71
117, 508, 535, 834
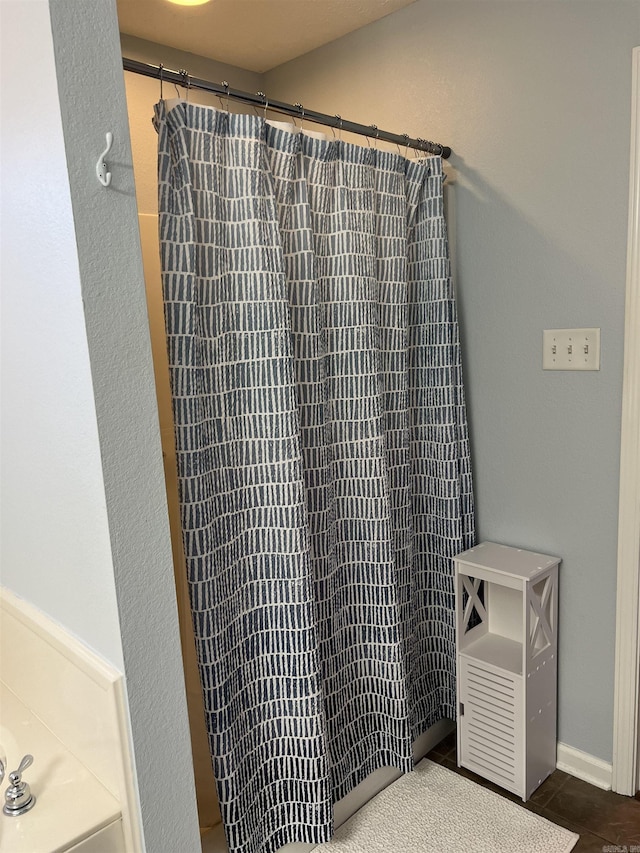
155, 100, 474, 853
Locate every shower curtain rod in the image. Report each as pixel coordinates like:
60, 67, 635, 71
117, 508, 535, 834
123, 57, 451, 159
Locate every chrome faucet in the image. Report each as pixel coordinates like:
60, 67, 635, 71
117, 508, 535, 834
3, 754, 36, 816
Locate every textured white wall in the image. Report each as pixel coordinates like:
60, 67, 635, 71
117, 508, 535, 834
265, 0, 640, 763
0, 0, 124, 669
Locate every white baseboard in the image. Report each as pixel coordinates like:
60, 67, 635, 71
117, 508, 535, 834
556, 742, 612, 790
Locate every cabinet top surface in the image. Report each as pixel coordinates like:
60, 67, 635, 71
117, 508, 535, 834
454, 541, 560, 579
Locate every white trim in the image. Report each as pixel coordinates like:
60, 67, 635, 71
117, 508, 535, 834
556, 742, 612, 791
612, 45, 640, 797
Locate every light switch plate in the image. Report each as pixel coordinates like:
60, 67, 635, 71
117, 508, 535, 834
543, 328, 600, 370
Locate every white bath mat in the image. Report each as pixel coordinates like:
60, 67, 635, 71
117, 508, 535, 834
313, 759, 579, 853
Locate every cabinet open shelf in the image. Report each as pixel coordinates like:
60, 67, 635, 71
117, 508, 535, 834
460, 633, 523, 675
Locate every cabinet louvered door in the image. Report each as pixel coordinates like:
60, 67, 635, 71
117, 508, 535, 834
459, 656, 524, 797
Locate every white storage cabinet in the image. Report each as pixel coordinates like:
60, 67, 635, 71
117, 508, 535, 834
454, 541, 560, 801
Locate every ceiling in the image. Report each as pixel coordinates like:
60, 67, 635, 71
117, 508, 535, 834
115, 0, 417, 74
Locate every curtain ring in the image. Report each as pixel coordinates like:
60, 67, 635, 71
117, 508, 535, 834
294, 103, 305, 133
177, 69, 189, 100
219, 81, 230, 111
255, 91, 269, 119
158, 63, 164, 100
334, 115, 343, 141
401, 133, 410, 159
365, 124, 378, 148
423, 140, 442, 157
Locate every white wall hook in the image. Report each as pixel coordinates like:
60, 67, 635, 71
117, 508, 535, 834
96, 132, 113, 187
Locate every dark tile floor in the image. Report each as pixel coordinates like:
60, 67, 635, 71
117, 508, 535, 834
426, 731, 640, 852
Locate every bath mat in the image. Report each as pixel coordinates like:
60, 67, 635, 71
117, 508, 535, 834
313, 759, 579, 853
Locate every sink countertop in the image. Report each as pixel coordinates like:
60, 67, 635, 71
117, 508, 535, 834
0, 684, 120, 853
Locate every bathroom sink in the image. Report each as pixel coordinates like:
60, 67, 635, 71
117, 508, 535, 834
0, 685, 122, 852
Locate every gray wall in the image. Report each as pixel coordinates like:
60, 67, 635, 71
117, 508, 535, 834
48, 2, 201, 850
265, 0, 640, 763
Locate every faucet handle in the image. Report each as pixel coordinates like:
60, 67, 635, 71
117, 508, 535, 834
4, 754, 36, 816
8, 754, 33, 784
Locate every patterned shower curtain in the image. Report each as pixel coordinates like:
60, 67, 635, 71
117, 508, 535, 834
155, 100, 474, 853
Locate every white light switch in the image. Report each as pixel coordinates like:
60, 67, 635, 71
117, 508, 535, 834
542, 328, 600, 370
